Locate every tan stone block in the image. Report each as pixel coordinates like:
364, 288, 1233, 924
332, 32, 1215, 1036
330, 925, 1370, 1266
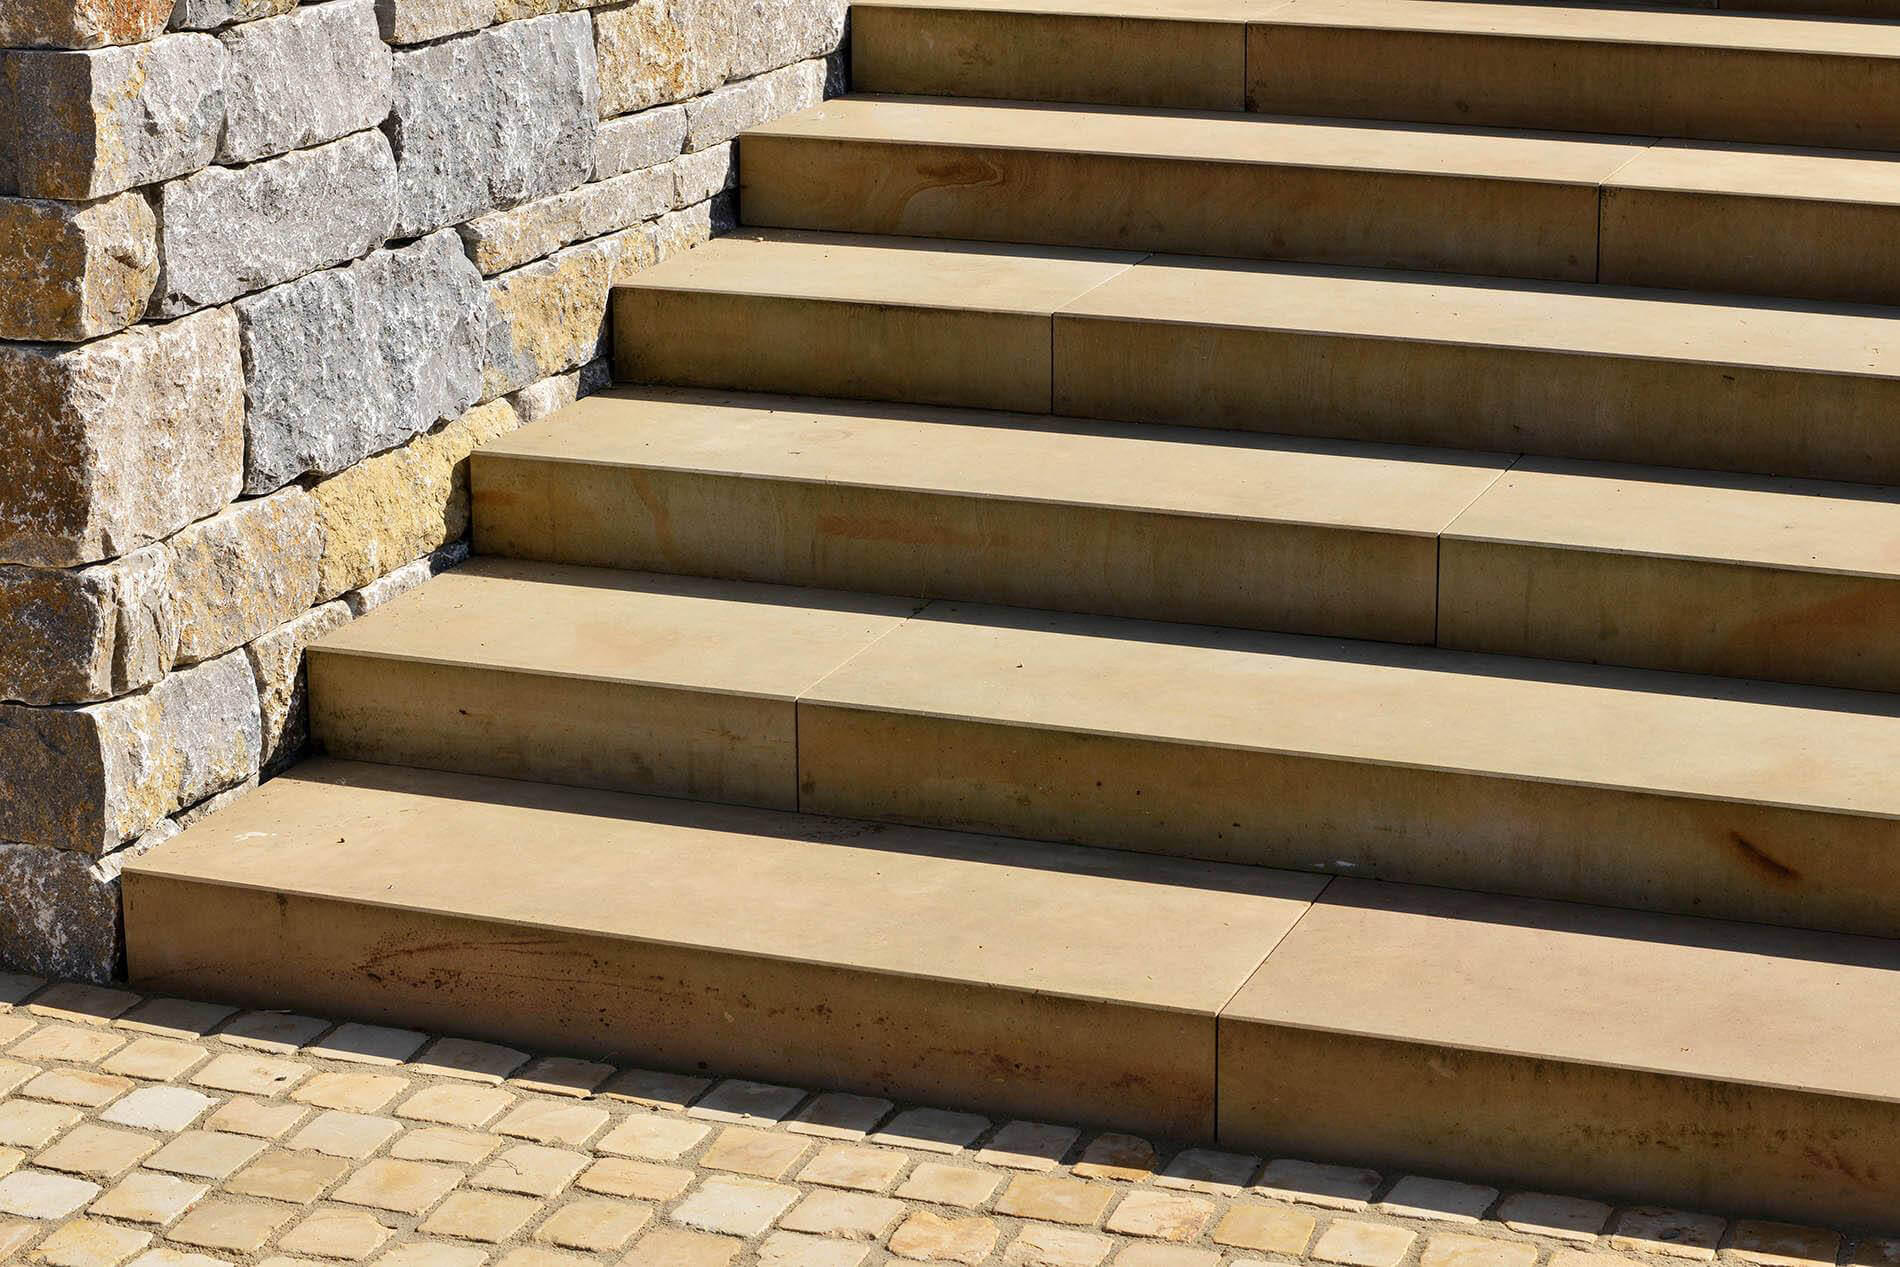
508, 1056, 613, 1098
1212, 1204, 1315, 1254
0, 1219, 37, 1259
492, 1100, 609, 1147
113, 999, 233, 1040
575, 1157, 691, 1201
223, 1150, 350, 1203
34, 1125, 156, 1180
977, 1121, 1079, 1171
781, 1190, 905, 1240
144, 1131, 266, 1180
1073, 1134, 1157, 1183
0, 1014, 34, 1045
311, 400, 517, 600
997, 1175, 1115, 1227
785, 1093, 892, 1141
101, 1038, 208, 1082
11, 1024, 124, 1063
192, 1051, 307, 1097
458, 167, 673, 276
0, 1059, 33, 1096
0, 194, 155, 342
0, 1169, 99, 1218
1256, 1159, 1381, 1210
870, 1109, 988, 1154
293, 1071, 410, 1114
533, 1196, 652, 1251
896, 1163, 999, 1209
0, 306, 242, 568
289, 1110, 402, 1159
85, 1171, 207, 1226
1155, 1148, 1259, 1196
1314, 1220, 1418, 1267
420, 1190, 543, 1242
1727, 1223, 1843, 1267
889, 1210, 1000, 1264
699, 1125, 808, 1179
375, 1245, 491, 1267
202, 1097, 308, 1139
593, 0, 721, 117
397, 1084, 514, 1129
24, 1217, 149, 1267
597, 1113, 709, 1161
1006, 1224, 1114, 1267
0, 1148, 20, 1177
480, 228, 657, 400
279, 1208, 395, 1261
1611, 1209, 1728, 1261
1112, 1247, 1219, 1267
22, 981, 136, 1023
0, 0, 171, 48
669, 1175, 798, 1236
798, 1144, 906, 1193
390, 1126, 504, 1165
622, 1227, 740, 1267
759, 1231, 873, 1267
0, 1100, 80, 1148
21, 1068, 130, 1107
307, 1022, 427, 1067
168, 1197, 294, 1253
98, 1086, 212, 1132
166, 488, 321, 666
219, 1011, 328, 1053
1105, 1190, 1213, 1242
471, 1144, 588, 1197
1383, 1177, 1500, 1224
598, 1068, 709, 1110
493, 1249, 589, 1267
1497, 1193, 1611, 1244
1423, 1235, 1540, 1267
331, 1159, 463, 1215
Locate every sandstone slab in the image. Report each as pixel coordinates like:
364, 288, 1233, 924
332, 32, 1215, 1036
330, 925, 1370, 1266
0, 307, 243, 567
217, 0, 393, 164
237, 230, 486, 493
0, 192, 156, 341
595, 103, 687, 178
0, 545, 172, 706
387, 13, 597, 237
682, 57, 827, 152
167, 488, 322, 667
153, 130, 397, 314
0, 649, 260, 855
2, 36, 226, 200
0, 0, 170, 48
459, 164, 674, 274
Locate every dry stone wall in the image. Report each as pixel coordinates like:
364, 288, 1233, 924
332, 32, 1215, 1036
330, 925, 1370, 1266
0, 0, 845, 981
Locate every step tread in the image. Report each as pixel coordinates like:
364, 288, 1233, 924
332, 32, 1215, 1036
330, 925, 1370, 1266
747, 94, 1648, 184
312, 558, 921, 700
626, 228, 1139, 314
1448, 458, 1900, 579
859, 0, 1288, 20
128, 758, 1325, 1013
1228, 876, 1900, 1100
481, 387, 1514, 536
1060, 254, 1900, 377
1609, 140, 1900, 205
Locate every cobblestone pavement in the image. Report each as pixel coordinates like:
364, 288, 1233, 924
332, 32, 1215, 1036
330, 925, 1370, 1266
0, 974, 1887, 1267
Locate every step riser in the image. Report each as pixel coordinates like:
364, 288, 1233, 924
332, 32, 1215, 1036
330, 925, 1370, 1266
307, 651, 801, 810
1441, 541, 1900, 693
1247, 28, 1900, 152
612, 287, 1053, 413
471, 457, 1443, 644
741, 134, 1602, 283
1220, 1025, 1900, 1229
795, 704, 1900, 937
122, 873, 1220, 1138
852, 7, 1246, 111
1053, 317, 1900, 485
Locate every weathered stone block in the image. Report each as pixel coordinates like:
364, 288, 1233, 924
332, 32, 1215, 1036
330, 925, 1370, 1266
0, 648, 260, 856
237, 229, 486, 494
683, 57, 826, 151
245, 599, 351, 771
216, 0, 393, 164
594, 0, 717, 117
653, 194, 725, 258
481, 226, 655, 399
0, 825, 174, 983
375, 0, 494, 45
387, 14, 598, 237
717, 0, 845, 83
343, 541, 468, 615
167, 489, 322, 667
152, 130, 398, 314
672, 142, 734, 205
0, 0, 172, 49
0, 548, 173, 706
0, 192, 157, 341
594, 103, 686, 179
2, 36, 226, 200
0, 307, 244, 568
312, 401, 516, 599
171, 0, 295, 32
458, 164, 673, 274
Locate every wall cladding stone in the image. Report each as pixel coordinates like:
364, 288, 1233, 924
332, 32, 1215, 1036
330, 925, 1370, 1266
458, 162, 674, 275
386, 13, 598, 237
0, 0, 172, 49
375, 0, 495, 45
0, 648, 261, 856
152, 130, 399, 315
480, 225, 650, 399
594, 103, 686, 179
167, 488, 323, 667
172, 0, 296, 32
0, 826, 174, 983
0, 307, 244, 568
0, 548, 172, 707
1, 35, 226, 200
673, 142, 735, 204
217, 0, 394, 164
684, 56, 827, 151
246, 599, 351, 772
0, 192, 157, 342
237, 229, 486, 493
593, 0, 842, 119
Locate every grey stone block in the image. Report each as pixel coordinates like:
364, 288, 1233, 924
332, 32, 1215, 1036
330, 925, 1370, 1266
0, 547, 174, 707
594, 103, 686, 179
217, 0, 394, 164
458, 163, 674, 274
683, 56, 827, 152
171, 0, 296, 32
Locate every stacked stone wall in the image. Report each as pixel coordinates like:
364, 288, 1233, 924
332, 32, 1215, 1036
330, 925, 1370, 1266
0, 0, 845, 980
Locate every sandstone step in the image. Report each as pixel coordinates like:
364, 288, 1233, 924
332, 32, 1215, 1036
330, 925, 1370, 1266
1248, 0, 1900, 150
855, 0, 1900, 139
1221, 878, 1900, 1227
1053, 254, 1900, 483
471, 386, 1513, 643
1441, 458, 1900, 692
799, 600, 1900, 937
121, 761, 1900, 1224
610, 229, 1140, 413
740, 96, 1647, 282
121, 756, 1331, 1138
303, 557, 922, 810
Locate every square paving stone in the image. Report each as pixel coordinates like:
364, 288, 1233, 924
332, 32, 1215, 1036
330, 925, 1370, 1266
398, 1084, 515, 1129
1381, 1176, 1499, 1223
760, 1230, 874, 1267
202, 1097, 308, 1139
422, 1190, 545, 1242
471, 1145, 589, 1197
293, 1071, 411, 1113
307, 1023, 427, 1066
1105, 1189, 1213, 1241
114, 1000, 234, 1040
493, 1250, 591, 1267
1726, 1221, 1843, 1267
0, 974, 43, 1006
574, 1158, 693, 1201
0, 1170, 101, 1218
86, 1171, 208, 1226
0, 1218, 39, 1258
786, 1093, 893, 1141
699, 1126, 809, 1179
1610, 1208, 1728, 1261
27, 984, 139, 1024
26, 1217, 150, 1266
798, 1144, 907, 1192
374, 1245, 492, 1267
1114, 1247, 1219, 1267
22, 1069, 131, 1107
1005, 1223, 1113, 1266
533, 1196, 653, 1251
34, 1124, 157, 1181
688, 1080, 806, 1125
220, 1013, 329, 1053
1212, 1203, 1315, 1254
896, 1162, 1000, 1209
392, 1126, 505, 1165
0, 1100, 80, 1148
223, 1149, 352, 1202
622, 1227, 741, 1267
1497, 1193, 1612, 1243
10, 1026, 126, 1064
1257, 1159, 1383, 1210
289, 1110, 403, 1159
167, 1197, 294, 1253
998, 1175, 1115, 1227
0, 1060, 35, 1097
143, 1131, 267, 1180
509, 1057, 614, 1098
279, 1207, 396, 1260
598, 1069, 710, 1111
670, 1176, 799, 1236
1155, 1148, 1259, 1196
870, 1108, 989, 1154
780, 1189, 905, 1240
0, 1147, 20, 1177
411, 1039, 529, 1084
332, 1159, 464, 1215
596, 1113, 709, 1161
101, 1039, 209, 1083
191, 1052, 307, 1096
100, 1087, 213, 1133
1314, 1219, 1418, 1267
889, 1210, 999, 1264
978, 1122, 1080, 1172
1421, 1233, 1540, 1267
0, 1017, 34, 1047
492, 1101, 609, 1148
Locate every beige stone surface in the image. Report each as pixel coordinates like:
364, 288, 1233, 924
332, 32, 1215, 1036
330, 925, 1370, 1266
85, 1170, 207, 1226
420, 1190, 543, 1242
167, 1197, 292, 1252
1422, 1234, 1539, 1267
897, 1164, 1000, 1210
223, 1149, 350, 1203
165, 489, 321, 669
0, 0, 171, 46
1313, 1221, 1417, 1267
575, 1157, 691, 1201
998, 1176, 1115, 1226
28, 1217, 151, 1266
1106, 1190, 1214, 1241
278, 1206, 394, 1259
481, 226, 658, 401
799, 1145, 906, 1193
398, 1084, 515, 1129
533, 1196, 651, 1250
700, 1126, 809, 1179
1609, 1209, 1727, 1260
977, 1122, 1079, 1172
1213, 1204, 1316, 1254
0, 192, 156, 342
890, 1210, 999, 1264
331, 1159, 462, 1215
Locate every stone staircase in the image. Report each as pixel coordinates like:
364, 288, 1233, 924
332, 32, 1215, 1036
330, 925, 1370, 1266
125, 0, 1900, 1231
